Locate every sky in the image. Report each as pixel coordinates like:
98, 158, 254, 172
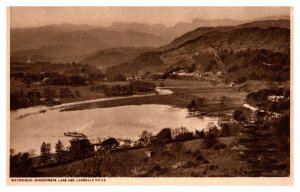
10, 7, 290, 28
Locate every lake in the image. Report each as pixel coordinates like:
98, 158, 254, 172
10, 104, 218, 155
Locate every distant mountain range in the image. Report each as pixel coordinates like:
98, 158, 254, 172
11, 27, 164, 63
107, 19, 290, 83
10, 15, 290, 70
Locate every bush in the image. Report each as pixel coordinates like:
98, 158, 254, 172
194, 152, 209, 164
195, 129, 205, 138
146, 163, 166, 176
69, 138, 94, 160
104, 84, 133, 96
182, 160, 199, 168
131, 81, 155, 92
204, 132, 218, 149
233, 109, 246, 121
101, 138, 119, 149
174, 132, 195, 142
159, 82, 165, 87
156, 128, 172, 144
221, 122, 241, 137
213, 142, 227, 150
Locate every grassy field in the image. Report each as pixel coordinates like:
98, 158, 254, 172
236, 80, 290, 93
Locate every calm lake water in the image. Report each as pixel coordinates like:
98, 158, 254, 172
10, 104, 218, 155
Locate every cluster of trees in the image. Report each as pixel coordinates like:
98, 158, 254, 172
10, 151, 37, 177
10, 87, 80, 110
90, 85, 107, 92
91, 81, 156, 97
10, 90, 46, 110
131, 81, 155, 92
11, 61, 105, 85
106, 73, 126, 81
39, 139, 95, 166
271, 112, 290, 152
245, 88, 290, 112
11, 72, 89, 86
44, 74, 87, 86
232, 107, 253, 121
104, 84, 133, 96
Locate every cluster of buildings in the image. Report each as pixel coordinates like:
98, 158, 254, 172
171, 70, 223, 78
267, 95, 289, 103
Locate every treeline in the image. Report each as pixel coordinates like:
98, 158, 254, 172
11, 61, 105, 86
10, 87, 81, 110
90, 81, 156, 96
11, 72, 88, 86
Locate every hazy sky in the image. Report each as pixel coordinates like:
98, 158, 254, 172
10, 7, 290, 28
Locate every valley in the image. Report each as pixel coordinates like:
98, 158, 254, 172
9, 15, 291, 178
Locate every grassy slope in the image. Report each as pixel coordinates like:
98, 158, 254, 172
37, 137, 249, 177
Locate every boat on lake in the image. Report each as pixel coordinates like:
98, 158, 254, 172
64, 131, 87, 138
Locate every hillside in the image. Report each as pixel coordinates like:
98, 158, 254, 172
81, 47, 153, 68
160, 19, 290, 51
107, 20, 290, 83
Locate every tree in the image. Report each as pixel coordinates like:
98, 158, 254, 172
195, 129, 205, 139
40, 142, 51, 164
140, 130, 152, 145
204, 132, 218, 149
69, 138, 93, 160
233, 109, 246, 121
55, 140, 65, 163
101, 138, 119, 149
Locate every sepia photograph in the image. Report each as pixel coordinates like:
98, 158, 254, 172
7, 6, 292, 185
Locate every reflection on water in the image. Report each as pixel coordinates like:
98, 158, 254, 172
10, 104, 218, 154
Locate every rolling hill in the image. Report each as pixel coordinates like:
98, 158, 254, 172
10, 26, 166, 63
107, 19, 290, 83
81, 47, 153, 68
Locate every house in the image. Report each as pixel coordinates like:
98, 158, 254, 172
177, 72, 186, 76
267, 95, 286, 102
145, 150, 155, 158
